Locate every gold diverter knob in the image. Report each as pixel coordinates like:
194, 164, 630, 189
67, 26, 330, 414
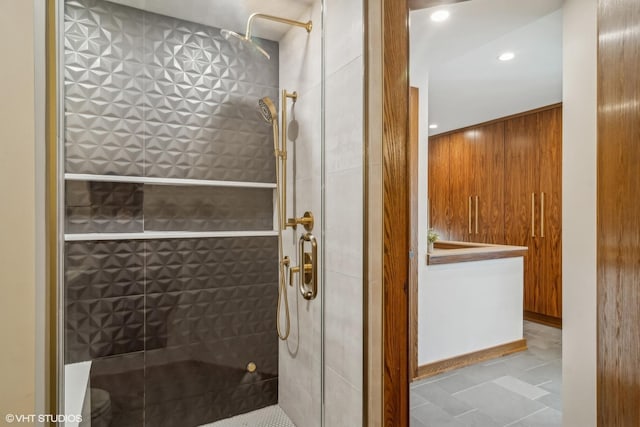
246, 362, 257, 373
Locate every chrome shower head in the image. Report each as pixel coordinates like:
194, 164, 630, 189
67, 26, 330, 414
258, 97, 277, 124
220, 29, 271, 60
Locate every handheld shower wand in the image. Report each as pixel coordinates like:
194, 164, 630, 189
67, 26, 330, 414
258, 96, 290, 340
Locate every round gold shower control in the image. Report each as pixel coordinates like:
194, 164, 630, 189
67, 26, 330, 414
247, 362, 257, 373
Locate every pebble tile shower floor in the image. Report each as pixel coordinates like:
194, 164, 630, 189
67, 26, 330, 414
411, 321, 562, 427
202, 405, 295, 427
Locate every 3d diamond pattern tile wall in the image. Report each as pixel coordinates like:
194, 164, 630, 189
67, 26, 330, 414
64, 0, 279, 182
65, 181, 144, 233
63, 0, 282, 423
143, 185, 274, 231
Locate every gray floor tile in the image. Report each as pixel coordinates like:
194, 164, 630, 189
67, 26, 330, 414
412, 403, 466, 427
413, 382, 474, 417
453, 382, 546, 425
539, 379, 562, 395
411, 321, 562, 426
508, 407, 562, 427
410, 416, 428, 427
458, 360, 519, 383
411, 392, 429, 409
502, 353, 548, 372
493, 376, 549, 400
454, 409, 501, 427
517, 360, 562, 386
535, 392, 562, 412
430, 373, 481, 394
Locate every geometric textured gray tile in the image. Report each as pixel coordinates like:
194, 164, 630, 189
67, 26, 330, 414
64, 0, 278, 182
64, 0, 145, 176
65, 240, 145, 363
65, 181, 144, 233
143, 185, 274, 231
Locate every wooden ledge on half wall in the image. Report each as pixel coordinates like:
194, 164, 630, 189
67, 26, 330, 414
427, 240, 528, 265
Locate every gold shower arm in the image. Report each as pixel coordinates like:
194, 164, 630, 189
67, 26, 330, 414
245, 13, 313, 39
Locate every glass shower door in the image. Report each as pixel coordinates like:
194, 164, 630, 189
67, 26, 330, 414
59, 0, 324, 425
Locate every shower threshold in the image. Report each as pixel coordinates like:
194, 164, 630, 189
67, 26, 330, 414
200, 405, 295, 427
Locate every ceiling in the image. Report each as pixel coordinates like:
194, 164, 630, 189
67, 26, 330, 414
108, 0, 314, 41
410, 0, 563, 135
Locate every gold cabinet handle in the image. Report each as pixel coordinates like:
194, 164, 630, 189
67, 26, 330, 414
298, 232, 318, 300
475, 195, 479, 235
468, 196, 472, 234
540, 192, 545, 238
531, 192, 536, 238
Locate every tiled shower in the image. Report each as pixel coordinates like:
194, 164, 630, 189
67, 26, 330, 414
62, 0, 288, 425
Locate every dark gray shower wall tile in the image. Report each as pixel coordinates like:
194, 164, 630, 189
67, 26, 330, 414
64, 0, 145, 176
65, 181, 143, 233
90, 353, 144, 427
65, 295, 145, 363
143, 185, 274, 232
65, 240, 144, 301
145, 237, 278, 293
141, 11, 278, 182
145, 284, 277, 350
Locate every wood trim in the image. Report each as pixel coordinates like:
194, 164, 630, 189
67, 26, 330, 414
381, 0, 410, 423
408, 87, 419, 380
597, 0, 640, 424
427, 247, 527, 265
364, 0, 410, 425
524, 310, 562, 329
430, 103, 563, 139
413, 339, 527, 381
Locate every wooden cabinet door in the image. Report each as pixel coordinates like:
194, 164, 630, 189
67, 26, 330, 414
504, 113, 540, 313
537, 107, 562, 318
428, 135, 451, 240
449, 130, 475, 241
472, 122, 505, 244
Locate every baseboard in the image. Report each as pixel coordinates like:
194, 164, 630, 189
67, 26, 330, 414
524, 311, 562, 329
412, 339, 528, 382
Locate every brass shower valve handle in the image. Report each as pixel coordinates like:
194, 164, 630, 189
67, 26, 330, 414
286, 211, 314, 231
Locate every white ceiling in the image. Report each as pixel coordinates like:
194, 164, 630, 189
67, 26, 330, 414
410, 0, 563, 135
108, 0, 314, 41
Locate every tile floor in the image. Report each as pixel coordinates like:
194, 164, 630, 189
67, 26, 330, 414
411, 321, 562, 427
202, 405, 295, 427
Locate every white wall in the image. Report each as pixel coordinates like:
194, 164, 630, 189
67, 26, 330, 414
0, 0, 37, 421
323, 0, 364, 425
278, 0, 364, 425
562, 0, 597, 425
278, 2, 323, 425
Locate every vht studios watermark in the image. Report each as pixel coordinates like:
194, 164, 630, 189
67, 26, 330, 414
5, 414, 83, 423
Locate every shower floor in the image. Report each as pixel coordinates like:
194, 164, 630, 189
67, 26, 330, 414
201, 405, 295, 427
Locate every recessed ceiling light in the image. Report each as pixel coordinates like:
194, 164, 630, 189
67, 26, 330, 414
430, 10, 450, 22
429, 124, 438, 129
498, 51, 515, 61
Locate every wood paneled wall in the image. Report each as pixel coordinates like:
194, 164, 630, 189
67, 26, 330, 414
597, 0, 640, 424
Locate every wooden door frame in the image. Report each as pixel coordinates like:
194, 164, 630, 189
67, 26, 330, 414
364, 0, 410, 425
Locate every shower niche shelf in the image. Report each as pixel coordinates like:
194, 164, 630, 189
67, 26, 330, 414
64, 230, 279, 242
64, 177, 278, 241
65, 173, 277, 189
